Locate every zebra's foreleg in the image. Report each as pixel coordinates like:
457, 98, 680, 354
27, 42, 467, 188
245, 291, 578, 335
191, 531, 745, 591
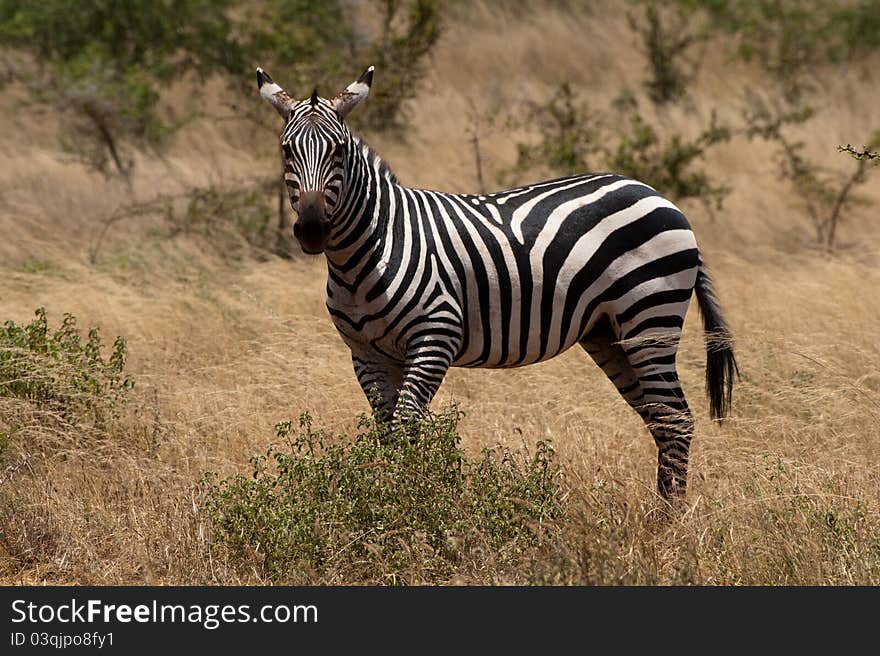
351, 353, 404, 428
390, 343, 453, 438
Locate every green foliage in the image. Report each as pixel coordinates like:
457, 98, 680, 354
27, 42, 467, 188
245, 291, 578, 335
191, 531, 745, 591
628, 1, 708, 105
834, 1, 880, 58
169, 183, 277, 259
501, 82, 604, 182
226, 0, 351, 98
0, 307, 134, 418
89, 180, 281, 264
745, 96, 879, 248
610, 100, 731, 211
0, 0, 237, 176
202, 407, 564, 584
359, 0, 444, 131
0, 0, 235, 71
504, 84, 731, 210
227, 0, 442, 133
47, 57, 169, 176
676, 0, 880, 101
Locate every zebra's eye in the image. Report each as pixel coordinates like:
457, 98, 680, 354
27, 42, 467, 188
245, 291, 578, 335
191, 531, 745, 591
333, 142, 345, 160
282, 142, 294, 158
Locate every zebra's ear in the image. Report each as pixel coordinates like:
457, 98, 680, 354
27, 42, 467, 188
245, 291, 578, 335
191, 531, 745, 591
256, 67, 296, 119
330, 66, 374, 119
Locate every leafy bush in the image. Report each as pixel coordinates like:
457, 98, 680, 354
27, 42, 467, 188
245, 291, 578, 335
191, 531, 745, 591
676, 0, 880, 101
209, 0, 442, 135
89, 180, 281, 264
202, 407, 564, 584
628, 1, 708, 105
0, 308, 133, 419
503, 85, 731, 211
0, 0, 444, 180
358, 0, 444, 131
0, 0, 237, 177
501, 82, 604, 183
744, 96, 879, 248
168, 183, 277, 260
224, 0, 350, 102
609, 99, 731, 212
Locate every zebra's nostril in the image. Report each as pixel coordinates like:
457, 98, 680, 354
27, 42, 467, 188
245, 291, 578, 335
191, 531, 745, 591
293, 223, 302, 238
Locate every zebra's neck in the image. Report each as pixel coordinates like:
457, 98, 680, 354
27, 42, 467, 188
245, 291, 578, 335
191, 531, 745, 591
325, 135, 399, 276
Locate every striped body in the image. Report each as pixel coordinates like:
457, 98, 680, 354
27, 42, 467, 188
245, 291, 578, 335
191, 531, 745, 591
327, 171, 698, 371
258, 68, 737, 500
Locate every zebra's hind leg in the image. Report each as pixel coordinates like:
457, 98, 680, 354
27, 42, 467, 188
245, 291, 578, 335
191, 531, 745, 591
621, 323, 694, 500
580, 317, 694, 501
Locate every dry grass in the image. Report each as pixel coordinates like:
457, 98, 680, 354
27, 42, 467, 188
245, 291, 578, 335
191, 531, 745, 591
1, 1, 879, 584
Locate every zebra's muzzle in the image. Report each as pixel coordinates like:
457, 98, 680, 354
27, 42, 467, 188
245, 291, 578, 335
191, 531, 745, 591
293, 191, 331, 254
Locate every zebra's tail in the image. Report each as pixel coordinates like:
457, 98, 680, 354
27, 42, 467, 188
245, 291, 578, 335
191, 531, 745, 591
694, 260, 739, 420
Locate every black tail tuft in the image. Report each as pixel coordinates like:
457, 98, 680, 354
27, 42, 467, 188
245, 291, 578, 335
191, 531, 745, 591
694, 262, 739, 420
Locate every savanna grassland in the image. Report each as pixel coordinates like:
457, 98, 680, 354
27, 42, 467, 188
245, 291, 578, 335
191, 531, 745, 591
1, 1, 879, 585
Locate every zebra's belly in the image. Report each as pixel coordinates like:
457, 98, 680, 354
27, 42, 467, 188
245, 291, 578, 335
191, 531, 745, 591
451, 340, 583, 369
449, 296, 603, 369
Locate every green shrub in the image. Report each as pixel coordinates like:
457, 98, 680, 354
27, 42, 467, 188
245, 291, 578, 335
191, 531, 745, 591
0, 0, 444, 180
744, 96, 879, 248
0, 0, 237, 177
170, 183, 276, 260
628, 1, 708, 105
226, 0, 443, 134
0, 307, 134, 418
202, 407, 564, 584
89, 181, 279, 264
503, 85, 731, 211
675, 0, 880, 101
609, 102, 731, 212
358, 0, 444, 131
500, 82, 604, 183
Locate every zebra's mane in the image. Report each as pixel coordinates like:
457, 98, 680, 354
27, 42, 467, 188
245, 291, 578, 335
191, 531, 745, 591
353, 134, 398, 185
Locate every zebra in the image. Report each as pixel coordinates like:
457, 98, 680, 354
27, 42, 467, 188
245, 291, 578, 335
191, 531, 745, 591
256, 66, 738, 500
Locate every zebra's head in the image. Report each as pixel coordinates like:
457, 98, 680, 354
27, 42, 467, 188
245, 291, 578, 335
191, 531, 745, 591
256, 66, 373, 254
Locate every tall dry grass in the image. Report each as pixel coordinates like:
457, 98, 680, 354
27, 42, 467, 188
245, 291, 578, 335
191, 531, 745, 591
1, 1, 879, 584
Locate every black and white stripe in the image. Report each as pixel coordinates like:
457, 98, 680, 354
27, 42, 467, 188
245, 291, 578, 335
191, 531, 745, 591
258, 68, 738, 499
